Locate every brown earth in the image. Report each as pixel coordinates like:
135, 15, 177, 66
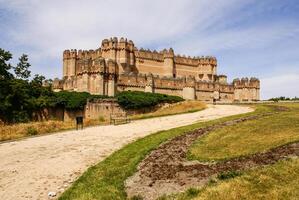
125, 111, 299, 200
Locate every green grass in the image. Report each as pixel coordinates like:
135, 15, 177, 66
59, 105, 266, 200
188, 103, 299, 161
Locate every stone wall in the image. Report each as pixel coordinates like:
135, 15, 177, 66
85, 99, 125, 120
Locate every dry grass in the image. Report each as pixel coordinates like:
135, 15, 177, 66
0, 101, 206, 142
131, 101, 206, 120
162, 158, 299, 200
194, 158, 299, 200
188, 103, 299, 161
0, 119, 108, 142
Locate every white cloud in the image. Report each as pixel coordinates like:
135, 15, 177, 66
1, 0, 299, 98
173, 22, 299, 55
261, 74, 299, 99
2, 0, 249, 58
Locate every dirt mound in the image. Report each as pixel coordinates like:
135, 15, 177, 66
125, 112, 299, 200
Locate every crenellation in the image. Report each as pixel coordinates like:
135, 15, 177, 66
56, 37, 260, 102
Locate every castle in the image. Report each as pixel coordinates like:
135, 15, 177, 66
53, 37, 260, 103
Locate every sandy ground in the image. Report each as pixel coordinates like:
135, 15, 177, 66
0, 105, 252, 200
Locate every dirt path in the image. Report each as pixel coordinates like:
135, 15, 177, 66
0, 105, 252, 200
125, 110, 299, 200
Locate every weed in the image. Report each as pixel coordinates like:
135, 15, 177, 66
98, 116, 105, 122
186, 187, 200, 197
130, 195, 143, 200
26, 127, 38, 136
217, 171, 242, 180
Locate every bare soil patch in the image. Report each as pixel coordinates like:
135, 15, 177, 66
125, 111, 299, 200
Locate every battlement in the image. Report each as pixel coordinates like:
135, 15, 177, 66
101, 37, 135, 51
63, 49, 78, 59
52, 78, 64, 90
233, 77, 260, 88
174, 55, 217, 66
135, 48, 164, 61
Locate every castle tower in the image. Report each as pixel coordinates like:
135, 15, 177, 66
107, 59, 117, 96
218, 75, 227, 84
163, 48, 175, 77
69, 49, 77, 77
182, 76, 196, 100
63, 50, 70, 78
198, 57, 217, 82
63, 49, 77, 78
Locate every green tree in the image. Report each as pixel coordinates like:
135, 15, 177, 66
31, 74, 45, 86
0, 48, 13, 79
14, 54, 31, 79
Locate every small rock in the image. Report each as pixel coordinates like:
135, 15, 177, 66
48, 191, 56, 197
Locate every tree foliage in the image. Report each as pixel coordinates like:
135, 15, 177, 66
13, 54, 31, 79
0, 48, 13, 79
53, 91, 105, 110
116, 91, 184, 110
0, 49, 54, 123
269, 96, 299, 102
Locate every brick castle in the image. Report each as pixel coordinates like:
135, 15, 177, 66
53, 37, 260, 103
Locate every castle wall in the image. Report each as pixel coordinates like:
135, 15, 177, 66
175, 64, 198, 78
154, 88, 182, 97
136, 59, 165, 75
55, 37, 260, 103
196, 90, 213, 102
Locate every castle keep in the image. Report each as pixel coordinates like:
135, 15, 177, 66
53, 37, 260, 102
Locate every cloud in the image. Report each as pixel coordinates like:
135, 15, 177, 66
1, 0, 250, 57
0, 0, 298, 98
172, 19, 299, 56
261, 73, 299, 99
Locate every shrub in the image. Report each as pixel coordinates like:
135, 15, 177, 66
52, 91, 108, 110
130, 195, 143, 200
98, 116, 105, 122
116, 91, 184, 110
27, 126, 38, 136
217, 170, 242, 180
186, 187, 200, 197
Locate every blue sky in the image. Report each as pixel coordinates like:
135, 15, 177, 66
0, 0, 298, 99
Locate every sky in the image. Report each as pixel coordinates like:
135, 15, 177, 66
0, 0, 298, 99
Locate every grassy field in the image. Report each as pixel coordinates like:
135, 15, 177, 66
161, 158, 299, 200
188, 103, 299, 161
194, 158, 299, 200
59, 103, 299, 200
131, 101, 206, 120
58, 104, 274, 200
0, 101, 206, 142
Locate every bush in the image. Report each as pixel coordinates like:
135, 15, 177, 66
98, 116, 105, 122
27, 126, 38, 136
52, 91, 108, 110
186, 187, 200, 197
130, 195, 143, 200
217, 170, 242, 180
116, 91, 184, 110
